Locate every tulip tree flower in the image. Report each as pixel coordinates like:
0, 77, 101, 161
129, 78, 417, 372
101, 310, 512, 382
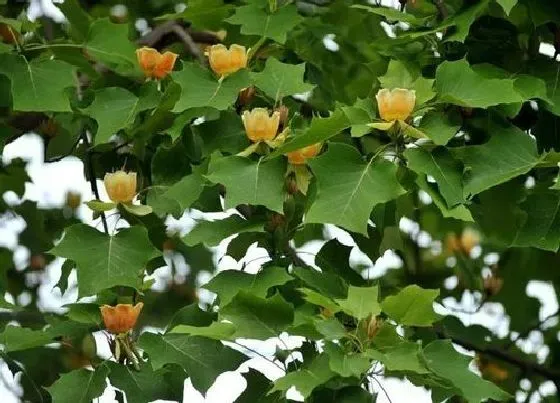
136, 47, 178, 80
370, 88, 425, 138
207, 44, 248, 77
104, 170, 137, 204
285, 143, 322, 165
242, 108, 280, 142
284, 143, 322, 195
100, 303, 144, 334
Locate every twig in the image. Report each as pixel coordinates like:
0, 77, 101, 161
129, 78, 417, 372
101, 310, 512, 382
81, 132, 108, 233
229, 341, 286, 372
435, 327, 560, 383
504, 310, 559, 349
171, 25, 205, 64
433, 0, 448, 20
369, 375, 393, 403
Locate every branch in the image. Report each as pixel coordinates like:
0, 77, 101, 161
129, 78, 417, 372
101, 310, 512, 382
433, 0, 448, 20
504, 310, 559, 349
81, 131, 109, 233
435, 327, 560, 382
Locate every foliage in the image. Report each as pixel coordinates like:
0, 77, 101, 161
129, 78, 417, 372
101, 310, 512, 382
1, 0, 560, 402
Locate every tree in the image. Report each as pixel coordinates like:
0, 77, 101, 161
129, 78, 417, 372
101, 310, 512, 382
1, 0, 559, 401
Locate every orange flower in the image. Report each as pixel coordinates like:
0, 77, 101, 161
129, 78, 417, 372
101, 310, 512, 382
483, 276, 503, 296
100, 303, 143, 334
207, 44, 247, 77
242, 108, 280, 142
376, 88, 416, 121
445, 228, 480, 255
286, 143, 322, 165
104, 170, 137, 203
136, 47, 178, 79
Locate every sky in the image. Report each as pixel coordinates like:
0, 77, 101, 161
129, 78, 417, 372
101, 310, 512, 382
1, 0, 560, 402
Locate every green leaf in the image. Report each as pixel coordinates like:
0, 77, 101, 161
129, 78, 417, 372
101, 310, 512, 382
226, 3, 303, 44
314, 318, 347, 340
203, 266, 292, 306
381, 284, 440, 327
416, 176, 473, 222
157, 0, 234, 30
444, 0, 490, 43
306, 143, 406, 234
106, 362, 172, 403
172, 64, 250, 112
85, 18, 137, 74
83, 85, 160, 145
513, 191, 560, 251
351, 5, 428, 25
335, 285, 381, 320
293, 267, 347, 299
418, 110, 462, 146
206, 155, 286, 213
170, 321, 236, 340
298, 288, 341, 314
423, 340, 511, 403
366, 342, 430, 374
49, 224, 161, 297
183, 215, 265, 247
64, 303, 101, 325
57, 0, 91, 41
324, 342, 371, 378
220, 292, 294, 339
192, 109, 250, 156
271, 355, 335, 398
122, 203, 153, 216
0, 325, 53, 352
0, 54, 75, 112
269, 109, 351, 158
138, 332, 245, 394
452, 119, 539, 197
148, 170, 206, 217
252, 58, 314, 102
85, 200, 116, 212
405, 146, 464, 207
496, 0, 517, 14
316, 239, 366, 286
47, 366, 109, 403
435, 60, 522, 108
238, 369, 282, 403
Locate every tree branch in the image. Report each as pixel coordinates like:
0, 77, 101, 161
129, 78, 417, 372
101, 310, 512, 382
435, 327, 560, 382
81, 131, 109, 233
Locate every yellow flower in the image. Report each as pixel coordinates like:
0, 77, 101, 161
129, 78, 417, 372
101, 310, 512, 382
207, 44, 247, 77
104, 171, 137, 203
460, 228, 480, 255
242, 108, 280, 142
136, 47, 178, 79
100, 303, 143, 334
286, 143, 322, 165
376, 88, 416, 121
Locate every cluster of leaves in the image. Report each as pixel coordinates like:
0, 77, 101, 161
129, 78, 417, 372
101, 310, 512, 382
1, 0, 560, 402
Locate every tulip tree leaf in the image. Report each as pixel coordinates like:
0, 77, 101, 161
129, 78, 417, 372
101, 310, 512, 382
85, 18, 137, 73
418, 110, 462, 146
138, 332, 245, 394
82, 85, 160, 144
183, 215, 265, 247
435, 60, 522, 108
381, 285, 440, 327
46, 366, 109, 403
226, 3, 303, 44
0, 325, 54, 352
271, 355, 336, 398
147, 170, 206, 217
514, 191, 560, 252
106, 362, 174, 403
405, 146, 464, 208
269, 109, 351, 157
172, 63, 250, 112
0, 54, 75, 112
335, 285, 381, 320
452, 120, 539, 197
206, 155, 286, 213
324, 342, 371, 378
423, 340, 511, 403
306, 143, 406, 234
49, 224, 161, 297
252, 58, 314, 102
203, 266, 293, 306
220, 292, 294, 339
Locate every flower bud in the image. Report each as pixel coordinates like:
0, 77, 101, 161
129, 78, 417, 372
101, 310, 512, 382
104, 170, 137, 203
276, 105, 289, 130
207, 44, 247, 77
483, 276, 503, 296
242, 108, 280, 142
367, 316, 382, 339
136, 47, 178, 80
375, 88, 416, 121
100, 303, 143, 334
237, 86, 256, 107
65, 191, 82, 210
460, 228, 480, 255
286, 143, 322, 165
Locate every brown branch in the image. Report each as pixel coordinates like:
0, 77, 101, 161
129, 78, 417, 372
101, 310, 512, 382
171, 24, 205, 64
433, 0, 448, 21
81, 131, 109, 233
435, 327, 560, 383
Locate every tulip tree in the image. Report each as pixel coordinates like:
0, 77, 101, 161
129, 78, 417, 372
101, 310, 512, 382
1, 0, 560, 402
